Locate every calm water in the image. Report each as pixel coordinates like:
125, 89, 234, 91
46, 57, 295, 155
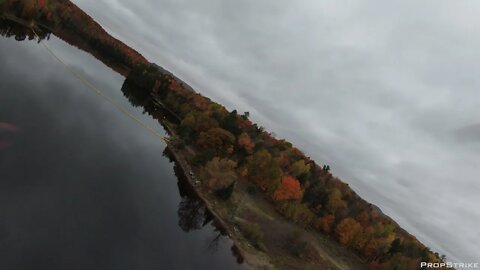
0, 31, 245, 269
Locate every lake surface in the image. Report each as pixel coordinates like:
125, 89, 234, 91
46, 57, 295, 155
0, 30, 246, 269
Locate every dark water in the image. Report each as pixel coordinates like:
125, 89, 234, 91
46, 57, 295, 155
0, 27, 245, 270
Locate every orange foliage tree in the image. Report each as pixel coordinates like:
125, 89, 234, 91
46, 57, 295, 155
335, 217, 363, 246
356, 210, 371, 227
272, 175, 303, 201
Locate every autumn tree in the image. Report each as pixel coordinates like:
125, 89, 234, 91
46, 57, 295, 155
19, 1, 36, 19
237, 132, 255, 155
290, 159, 311, 183
178, 112, 196, 140
189, 94, 211, 111
201, 157, 237, 190
356, 210, 371, 227
326, 188, 347, 215
196, 128, 235, 155
277, 152, 291, 169
316, 214, 335, 233
272, 175, 303, 201
363, 237, 391, 258
335, 217, 363, 246
247, 150, 282, 192
191, 149, 216, 166
358, 223, 395, 258
179, 111, 219, 143
189, 111, 219, 132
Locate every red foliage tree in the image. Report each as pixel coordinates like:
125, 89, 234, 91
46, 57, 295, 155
317, 214, 335, 233
238, 132, 254, 154
272, 175, 303, 201
356, 210, 371, 227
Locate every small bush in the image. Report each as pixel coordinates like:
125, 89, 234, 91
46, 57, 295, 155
239, 223, 264, 249
286, 230, 309, 258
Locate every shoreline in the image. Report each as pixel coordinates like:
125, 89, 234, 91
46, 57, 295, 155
160, 118, 271, 269
164, 145, 255, 269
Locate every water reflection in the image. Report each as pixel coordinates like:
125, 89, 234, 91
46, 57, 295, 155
120, 72, 152, 108
0, 122, 18, 150
163, 147, 245, 265
162, 148, 213, 233
121, 73, 181, 126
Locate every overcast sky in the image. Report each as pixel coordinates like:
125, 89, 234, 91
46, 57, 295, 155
72, 0, 479, 263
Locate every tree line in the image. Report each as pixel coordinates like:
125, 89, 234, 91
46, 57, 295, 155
122, 64, 450, 270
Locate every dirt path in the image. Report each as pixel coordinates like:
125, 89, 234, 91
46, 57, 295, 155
231, 180, 367, 270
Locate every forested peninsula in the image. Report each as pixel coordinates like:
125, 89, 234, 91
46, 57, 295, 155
0, 1, 451, 269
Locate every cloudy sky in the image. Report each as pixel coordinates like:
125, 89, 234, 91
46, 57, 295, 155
72, 0, 479, 263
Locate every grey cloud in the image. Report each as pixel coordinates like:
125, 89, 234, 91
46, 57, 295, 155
455, 124, 480, 143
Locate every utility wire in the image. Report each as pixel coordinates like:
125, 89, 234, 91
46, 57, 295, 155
31, 27, 169, 143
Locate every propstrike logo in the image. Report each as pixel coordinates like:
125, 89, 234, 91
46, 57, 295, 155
421, 262, 480, 269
